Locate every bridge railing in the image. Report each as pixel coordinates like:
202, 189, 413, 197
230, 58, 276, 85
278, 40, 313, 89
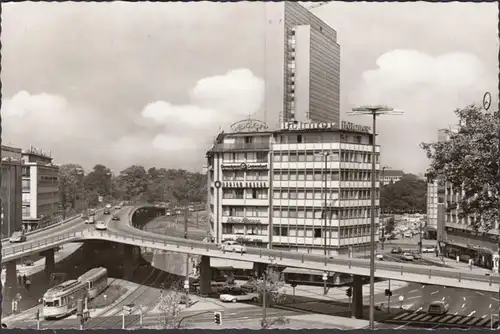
83, 228, 500, 286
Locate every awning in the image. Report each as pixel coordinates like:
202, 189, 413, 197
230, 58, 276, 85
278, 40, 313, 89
445, 241, 494, 254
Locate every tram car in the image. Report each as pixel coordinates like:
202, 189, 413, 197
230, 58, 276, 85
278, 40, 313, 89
42, 280, 87, 319
77, 267, 108, 299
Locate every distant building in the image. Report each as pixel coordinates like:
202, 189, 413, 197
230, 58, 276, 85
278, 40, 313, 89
380, 169, 404, 185
1, 145, 23, 238
21, 147, 60, 230
264, 1, 341, 128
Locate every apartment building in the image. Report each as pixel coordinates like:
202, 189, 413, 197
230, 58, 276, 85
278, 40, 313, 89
428, 128, 497, 270
206, 119, 381, 256
1, 145, 23, 238
21, 147, 60, 230
380, 169, 404, 185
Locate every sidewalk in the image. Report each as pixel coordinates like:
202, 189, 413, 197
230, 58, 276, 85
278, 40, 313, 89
421, 253, 494, 275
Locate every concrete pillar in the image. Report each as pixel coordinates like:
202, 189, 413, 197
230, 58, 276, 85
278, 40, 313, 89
351, 275, 364, 319
199, 256, 212, 296
4, 262, 17, 297
123, 244, 136, 280
41, 249, 55, 277
253, 262, 267, 278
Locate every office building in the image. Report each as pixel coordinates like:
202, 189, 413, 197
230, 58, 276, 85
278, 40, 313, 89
1, 145, 23, 238
428, 127, 497, 269
264, 1, 341, 129
21, 147, 60, 231
380, 169, 404, 185
206, 119, 381, 255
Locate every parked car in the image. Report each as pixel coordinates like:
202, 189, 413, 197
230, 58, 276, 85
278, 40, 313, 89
220, 241, 246, 253
166, 211, 172, 216
241, 279, 258, 292
23, 259, 34, 266
400, 252, 414, 261
411, 252, 422, 260
375, 253, 384, 261
219, 287, 259, 303
9, 231, 26, 243
422, 246, 436, 253
391, 247, 403, 254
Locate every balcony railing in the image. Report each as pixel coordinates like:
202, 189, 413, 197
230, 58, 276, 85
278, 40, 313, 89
213, 142, 270, 152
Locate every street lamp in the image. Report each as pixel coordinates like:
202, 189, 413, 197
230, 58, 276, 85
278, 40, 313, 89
347, 105, 403, 329
315, 151, 333, 257
380, 166, 388, 250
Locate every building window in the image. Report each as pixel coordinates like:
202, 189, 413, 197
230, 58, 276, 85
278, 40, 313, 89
314, 228, 321, 238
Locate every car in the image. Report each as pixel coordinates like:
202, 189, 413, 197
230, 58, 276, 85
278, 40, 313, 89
428, 301, 449, 315
114, 206, 121, 210
403, 232, 412, 239
85, 216, 95, 224
104, 210, 111, 215
219, 287, 259, 303
9, 231, 26, 243
400, 252, 414, 261
375, 253, 384, 261
220, 241, 246, 253
241, 279, 258, 293
175, 210, 181, 215
95, 221, 107, 231
112, 216, 120, 221
166, 211, 172, 216
89, 210, 96, 216
411, 252, 422, 260
422, 246, 436, 253
23, 260, 34, 266
391, 247, 403, 254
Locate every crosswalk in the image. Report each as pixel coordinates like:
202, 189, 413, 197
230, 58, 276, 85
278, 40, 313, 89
388, 311, 498, 328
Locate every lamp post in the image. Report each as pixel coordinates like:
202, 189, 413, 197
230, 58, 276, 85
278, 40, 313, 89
315, 151, 332, 257
380, 166, 387, 250
348, 105, 403, 329
106, 171, 113, 199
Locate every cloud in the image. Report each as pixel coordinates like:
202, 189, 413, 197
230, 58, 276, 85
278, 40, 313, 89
140, 68, 265, 151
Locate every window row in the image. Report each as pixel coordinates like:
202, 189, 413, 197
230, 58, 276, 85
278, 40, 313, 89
222, 225, 268, 236
222, 152, 268, 163
223, 189, 268, 200
223, 171, 268, 181
273, 189, 378, 200
275, 133, 373, 145
273, 207, 378, 219
222, 206, 268, 218
272, 226, 373, 238
273, 171, 380, 181
273, 151, 379, 163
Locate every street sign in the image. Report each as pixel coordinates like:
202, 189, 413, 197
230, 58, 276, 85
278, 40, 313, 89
98, 196, 103, 203
184, 280, 189, 290
322, 273, 328, 281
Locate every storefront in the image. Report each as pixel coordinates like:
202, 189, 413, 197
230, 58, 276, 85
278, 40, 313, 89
443, 241, 494, 269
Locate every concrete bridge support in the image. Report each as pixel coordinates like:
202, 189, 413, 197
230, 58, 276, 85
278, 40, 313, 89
253, 262, 267, 278
123, 244, 139, 280
41, 249, 55, 277
3, 261, 17, 314
351, 275, 364, 319
199, 256, 212, 296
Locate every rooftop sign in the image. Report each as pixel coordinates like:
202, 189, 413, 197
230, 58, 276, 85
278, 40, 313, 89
281, 121, 336, 131
230, 119, 269, 133
341, 121, 371, 133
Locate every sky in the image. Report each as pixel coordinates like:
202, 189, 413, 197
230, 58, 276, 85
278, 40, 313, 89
2, 1, 498, 174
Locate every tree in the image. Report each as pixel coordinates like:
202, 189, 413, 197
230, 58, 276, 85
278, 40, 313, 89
116, 165, 149, 201
421, 104, 500, 231
380, 174, 427, 213
247, 266, 290, 329
385, 217, 396, 234
59, 164, 85, 213
156, 283, 183, 329
84, 164, 112, 205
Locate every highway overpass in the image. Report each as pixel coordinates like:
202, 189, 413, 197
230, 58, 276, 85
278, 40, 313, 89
2, 205, 499, 294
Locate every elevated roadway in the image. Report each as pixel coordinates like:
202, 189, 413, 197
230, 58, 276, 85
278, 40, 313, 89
2, 205, 499, 294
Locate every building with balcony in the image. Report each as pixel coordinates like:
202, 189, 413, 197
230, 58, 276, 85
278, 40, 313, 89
21, 147, 60, 231
263, 1, 341, 128
427, 127, 497, 270
206, 119, 381, 256
1, 145, 23, 238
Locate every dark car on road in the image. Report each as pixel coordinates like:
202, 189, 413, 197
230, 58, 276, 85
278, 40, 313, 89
112, 215, 120, 221
391, 247, 403, 254
104, 209, 111, 215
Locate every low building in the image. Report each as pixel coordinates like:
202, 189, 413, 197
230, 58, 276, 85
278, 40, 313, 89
380, 169, 404, 185
21, 147, 60, 231
206, 119, 381, 256
1, 145, 23, 238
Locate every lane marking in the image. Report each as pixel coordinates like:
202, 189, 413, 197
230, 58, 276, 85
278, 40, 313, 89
457, 316, 472, 325
449, 315, 463, 324
461, 303, 466, 308
430, 290, 439, 295
453, 312, 458, 315
466, 317, 480, 326
402, 303, 413, 310
412, 314, 426, 321
401, 313, 417, 321
416, 307, 423, 312
393, 312, 410, 320
482, 315, 487, 318
408, 289, 419, 293
438, 315, 453, 323
395, 323, 408, 329
421, 315, 432, 322
489, 304, 492, 309
407, 296, 421, 301
421, 285, 425, 288
429, 315, 442, 322
442, 297, 446, 301
475, 317, 491, 327
463, 297, 466, 301
467, 311, 476, 317
477, 292, 485, 296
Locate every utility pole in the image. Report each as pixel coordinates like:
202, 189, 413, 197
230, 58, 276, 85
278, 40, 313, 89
261, 268, 267, 328
184, 208, 190, 308
323, 153, 328, 257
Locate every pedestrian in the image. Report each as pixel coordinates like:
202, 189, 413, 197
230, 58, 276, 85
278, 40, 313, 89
468, 258, 473, 271
398, 295, 404, 309
456, 255, 460, 263
22, 274, 27, 287
26, 279, 31, 291
17, 275, 22, 287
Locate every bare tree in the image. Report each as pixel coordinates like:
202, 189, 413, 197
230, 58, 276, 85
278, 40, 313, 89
249, 266, 290, 329
156, 283, 184, 329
